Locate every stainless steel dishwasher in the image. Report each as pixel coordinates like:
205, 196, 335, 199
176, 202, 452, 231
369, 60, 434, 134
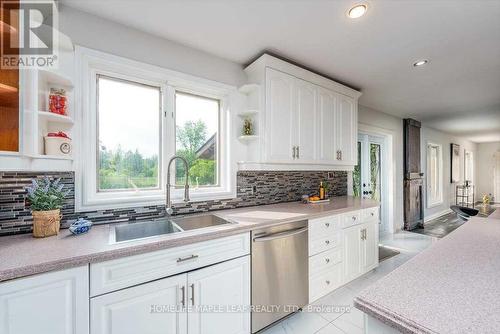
251, 220, 308, 333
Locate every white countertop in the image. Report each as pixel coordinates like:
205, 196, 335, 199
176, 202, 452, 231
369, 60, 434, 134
355, 217, 500, 334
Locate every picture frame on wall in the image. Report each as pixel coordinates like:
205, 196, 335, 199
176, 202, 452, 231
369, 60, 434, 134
450, 143, 460, 183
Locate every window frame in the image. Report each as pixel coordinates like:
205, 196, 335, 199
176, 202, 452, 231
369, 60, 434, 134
426, 142, 443, 208
75, 46, 235, 211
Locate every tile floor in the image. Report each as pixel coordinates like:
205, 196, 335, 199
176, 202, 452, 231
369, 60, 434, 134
260, 231, 437, 334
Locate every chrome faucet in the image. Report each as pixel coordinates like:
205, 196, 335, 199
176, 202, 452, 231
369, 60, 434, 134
166, 155, 190, 215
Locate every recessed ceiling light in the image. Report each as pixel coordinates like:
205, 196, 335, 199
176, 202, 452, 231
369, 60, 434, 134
413, 59, 429, 67
347, 4, 368, 19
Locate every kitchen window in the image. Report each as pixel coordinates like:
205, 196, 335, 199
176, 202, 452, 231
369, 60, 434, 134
427, 143, 443, 207
77, 47, 234, 211
97, 75, 162, 192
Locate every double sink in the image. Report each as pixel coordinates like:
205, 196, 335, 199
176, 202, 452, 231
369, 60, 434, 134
110, 214, 233, 244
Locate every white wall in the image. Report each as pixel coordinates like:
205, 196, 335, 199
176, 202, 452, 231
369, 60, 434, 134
58, 5, 246, 87
476, 142, 500, 202
420, 126, 477, 220
358, 105, 404, 231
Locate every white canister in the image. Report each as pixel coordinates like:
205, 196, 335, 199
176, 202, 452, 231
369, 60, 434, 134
44, 136, 72, 156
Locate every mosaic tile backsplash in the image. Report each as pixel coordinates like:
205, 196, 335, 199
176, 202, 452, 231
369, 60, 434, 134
0, 170, 347, 236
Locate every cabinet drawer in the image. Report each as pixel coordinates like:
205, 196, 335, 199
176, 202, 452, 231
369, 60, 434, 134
309, 215, 341, 240
309, 232, 342, 256
342, 211, 362, 228
309, 248, 343, 277
90, 233, 250, 296
309, 262, 343, 303
363, 207, 379, 222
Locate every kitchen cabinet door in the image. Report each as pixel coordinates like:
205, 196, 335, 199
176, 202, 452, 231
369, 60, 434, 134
294, 78, 317, 163
336, 94, 357, 165
91, 274, 187, 334
317, 87, 337, 163
362, 222, 379, 272
0, 266, 89, 334
343, 225, 363, 281
265, 68, 295, 162
187, 256, 250, 334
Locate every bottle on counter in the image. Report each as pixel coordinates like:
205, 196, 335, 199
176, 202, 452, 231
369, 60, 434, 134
319, 181, 325, 200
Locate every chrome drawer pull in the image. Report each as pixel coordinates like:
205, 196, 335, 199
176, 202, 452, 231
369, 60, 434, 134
177, 254, 199, 263
371, 212, 374, 216
180, 286, 186, 308
325, 258, 330, 263
352, 216, 357, 220
190, 283, 195, 306
325, 240, 330, 245
326, 280, 331, 285
325, 223, 330, 227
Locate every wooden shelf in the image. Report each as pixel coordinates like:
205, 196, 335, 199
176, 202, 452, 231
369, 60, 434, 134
0, 83, 18, 93
38, 111, 74, 124
38, 69, 74, 89
238, 135, 259, 142
238, 84, 259, 95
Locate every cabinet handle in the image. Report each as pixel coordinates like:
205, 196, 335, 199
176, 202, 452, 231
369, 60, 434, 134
326, 280, 331, 285
352, 216, 357, 221
336, 150, 341, 160
292, 146, 296, 159
325, 240, 330, 245
180, 285, 186, 308
190, 283, 195, 306
325, 222, 330, 227
177, 254, 199, 263
371, 212, 374, 216
325, 258, 330, 263
297, 146, 300, 159
340, 150, 343, 160
360, 230, 364, 240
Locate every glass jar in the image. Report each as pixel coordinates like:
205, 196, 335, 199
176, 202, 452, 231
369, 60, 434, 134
49, 88, 67, 115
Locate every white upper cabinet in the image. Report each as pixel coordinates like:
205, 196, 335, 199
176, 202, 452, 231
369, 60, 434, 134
317, 87, 338, 163
241, 54, 361, 170
295, 78, 318, 163
265, 68, 295, 162
336, 95, 357, 165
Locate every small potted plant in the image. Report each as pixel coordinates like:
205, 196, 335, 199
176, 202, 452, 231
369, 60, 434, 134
26, 177, 69, 238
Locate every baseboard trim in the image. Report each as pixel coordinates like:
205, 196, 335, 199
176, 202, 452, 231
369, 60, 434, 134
424, 209, 453, 223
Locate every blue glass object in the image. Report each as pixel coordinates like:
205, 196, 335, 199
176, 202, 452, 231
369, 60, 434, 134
69, 218, 93, 235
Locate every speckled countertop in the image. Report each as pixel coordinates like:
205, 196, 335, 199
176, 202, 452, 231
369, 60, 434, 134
0, 196, 378, 282
354, 217, 500, 334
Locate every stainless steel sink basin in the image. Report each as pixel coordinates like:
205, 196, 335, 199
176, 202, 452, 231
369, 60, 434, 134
110, 214, 233, 243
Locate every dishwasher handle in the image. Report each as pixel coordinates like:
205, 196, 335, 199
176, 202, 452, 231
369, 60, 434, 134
253, 226, 308, 242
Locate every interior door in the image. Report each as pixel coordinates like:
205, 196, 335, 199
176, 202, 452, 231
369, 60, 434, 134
336, 94, 356, 165
317, 87, 337, 163
265, 68, 295, 162
91, 274, 187, 334
354, 134, 385, 233
187, 256, 250, 334
295, 78, 317, 162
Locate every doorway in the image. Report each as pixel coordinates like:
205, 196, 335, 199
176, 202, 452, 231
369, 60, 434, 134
353, 133, 389, 233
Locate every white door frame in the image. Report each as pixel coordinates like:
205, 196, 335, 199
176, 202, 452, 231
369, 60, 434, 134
349, 124, 395, 234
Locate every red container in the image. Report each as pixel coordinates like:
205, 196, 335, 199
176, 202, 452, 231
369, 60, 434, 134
49, 88, 67, 115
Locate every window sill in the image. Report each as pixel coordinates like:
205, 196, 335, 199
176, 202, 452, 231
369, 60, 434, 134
78, 189, 236, 212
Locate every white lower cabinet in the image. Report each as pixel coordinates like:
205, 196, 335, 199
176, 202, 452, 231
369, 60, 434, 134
0, 266, 89, 334
308, 208, 380, 302
90, 256, 250, 334
344, 221, 379, 282
188, 255, 250, 334
91, 274, 187, 334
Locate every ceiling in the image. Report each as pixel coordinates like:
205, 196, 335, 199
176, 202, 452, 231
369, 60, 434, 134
61, 0, 500, 143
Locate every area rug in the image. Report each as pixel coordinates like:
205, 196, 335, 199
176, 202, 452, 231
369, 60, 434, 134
412, 212, 465, 238
379, 245, 400, 262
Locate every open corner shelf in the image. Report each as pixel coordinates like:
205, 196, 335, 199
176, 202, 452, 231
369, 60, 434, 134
238, 83, 259, 95
38, 111, 74, 124
27, 154, 73, 161
238, 110, 259, 117
38, 69, 74, 89
238, 135, 259, 142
